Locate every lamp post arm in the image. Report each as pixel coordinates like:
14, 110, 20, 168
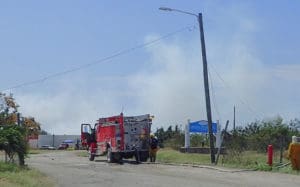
171, 9, 198, 17
159, 7, 198, 17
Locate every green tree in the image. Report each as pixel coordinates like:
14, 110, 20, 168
154, 125, 185, 150
190, 134, 206, 147
0, 93, 29, 166
0, 125, 27, 165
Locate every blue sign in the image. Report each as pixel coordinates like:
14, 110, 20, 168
189, 120, 217, 133
63, 140, 74, 143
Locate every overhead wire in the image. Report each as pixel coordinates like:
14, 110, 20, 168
2, 24, 262, 122
187, 25, 263, 121
208, 67, 222, 124
1, 25, 197, 92
207, 63, 263, 120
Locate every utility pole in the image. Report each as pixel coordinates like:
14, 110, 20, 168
233, 106, 236, 131
159, 7, 216, 163
198, 13, 215, 163
17, 113, 21, 126
52, 134, 55, 147
215, 120, 229, 165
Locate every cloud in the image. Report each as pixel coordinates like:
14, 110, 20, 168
271, 64, 300, 81
16, 34, 300, 134
16, 75, 129, 134
15, 36, 208, 134
129, 32, 300, 130
15, 23, 300, 134
128, 35, 207, 128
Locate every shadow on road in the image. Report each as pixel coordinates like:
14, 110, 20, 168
94, 159, 107, 163
94, 158, 141, 165
120, 160, 140, 165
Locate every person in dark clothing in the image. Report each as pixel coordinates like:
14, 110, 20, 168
149, 134, 159, 162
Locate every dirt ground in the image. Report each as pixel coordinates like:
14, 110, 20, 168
27, 151, 300, 187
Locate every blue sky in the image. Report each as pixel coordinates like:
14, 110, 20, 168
0, 1, 299, 134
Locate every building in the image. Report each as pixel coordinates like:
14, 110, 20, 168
32, 135, 81, 149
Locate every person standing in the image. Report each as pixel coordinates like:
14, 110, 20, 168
149, 134, 158, 162
288, 136, 300, 170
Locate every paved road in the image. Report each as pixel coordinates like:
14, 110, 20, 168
27, 151, 300, 187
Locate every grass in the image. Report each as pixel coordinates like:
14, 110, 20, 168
156, 148, 300, 174
157, 148, 211, 165
28, 149, 44, 155
220, 150, 268, 168
28, 149, 75, 155
74, 147, 299, 174
272, 163, 300, 174
75, 150, 88, 157
28, 148, 77, 154
0, 162, 54, 187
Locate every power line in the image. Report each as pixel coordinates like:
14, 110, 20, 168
208, 63, 263, 120
208, 68, 221, 123
189, 25, 262, 120
1, 25, 196, 92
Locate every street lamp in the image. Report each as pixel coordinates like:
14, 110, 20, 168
159, 7, 216, 164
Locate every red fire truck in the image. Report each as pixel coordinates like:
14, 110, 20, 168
81, 113, 153, 163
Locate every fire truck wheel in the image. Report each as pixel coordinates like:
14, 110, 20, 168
113, 153, 122, 163
139, 152, 148, 162
89, 153, 95, 161
107, 148, 113, 163
89, 147, 95, 161
134, 152, 140, 164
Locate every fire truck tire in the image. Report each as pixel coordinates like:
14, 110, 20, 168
139, 152, 149, 162
139, 151, 149, 162
107, 148, 114, 163
88, 146, 95, 161
134, 152, 140, 164
113, 153, 122, 163
89, 153, 95, 161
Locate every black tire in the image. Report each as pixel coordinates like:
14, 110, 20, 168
139, 151, 149, 162
134, 155, 139, 164
139, 157, 147, 162
89, 146, 95, 161
107, 148, 113, 163
114, 153, 122, 163
89, 153, 95, 161
134, 150, 140, 164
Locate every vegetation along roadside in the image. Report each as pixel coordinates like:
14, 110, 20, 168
0, 161, 54, 187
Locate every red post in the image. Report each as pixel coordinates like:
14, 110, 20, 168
267, 144, 273, 166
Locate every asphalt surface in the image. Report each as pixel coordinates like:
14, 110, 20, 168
27, 151, 300, 187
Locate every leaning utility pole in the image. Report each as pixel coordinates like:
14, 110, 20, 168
198, 13, 215, 163
159, 7, 216, 164
233, 106, 236, 131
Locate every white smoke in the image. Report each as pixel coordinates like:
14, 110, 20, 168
15, 16, 300, 134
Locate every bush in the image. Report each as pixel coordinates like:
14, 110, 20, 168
163, 133, 184, 150
0, 125, 28, 165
